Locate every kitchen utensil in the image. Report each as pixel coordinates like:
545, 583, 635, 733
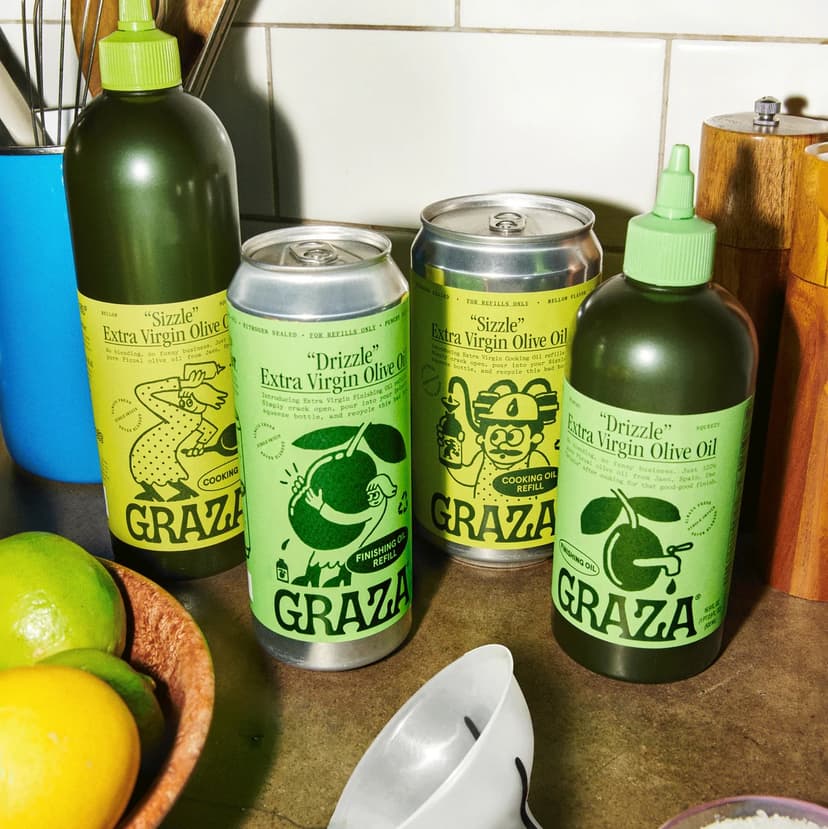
0, 28, 48, 145
0, 147, 99, 482
1, 8, 101, 481
69, 0, 108, 112
20, 0, 85, 145
157, 0, 241, 97
70, 0, 241, 98
696, 96, 828, 534
757, 141, 828, 602
0, 58, 38, 144
329, 644, 541, 829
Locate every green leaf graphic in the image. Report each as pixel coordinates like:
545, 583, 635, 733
629, 497, 681, 522
292, 426, 357, 450
363, 424, 407, 463
580, 497, 623, 534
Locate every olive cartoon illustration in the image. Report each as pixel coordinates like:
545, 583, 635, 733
580, 489, 694, 592
285, 421, 407, 586
436, 377, 559, 499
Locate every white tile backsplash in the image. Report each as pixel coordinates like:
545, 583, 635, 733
665, 40, 828, 178
205, 27, 275, 217
259, 28, 665, 248
4, 2, 827, 261
461, 0, 828, 39
238, 0, 456, 27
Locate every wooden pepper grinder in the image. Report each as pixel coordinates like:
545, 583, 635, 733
758, 142, 828, 601
696, 97, 828, 534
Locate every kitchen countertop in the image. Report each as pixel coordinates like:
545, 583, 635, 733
1, 436, 826, 829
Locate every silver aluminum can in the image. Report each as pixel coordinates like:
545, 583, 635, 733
410, 193, 602, 568
228, 226, 412, 670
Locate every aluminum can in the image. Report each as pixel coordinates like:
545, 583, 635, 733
411, 193, 602, 567
228, 227, 412, 670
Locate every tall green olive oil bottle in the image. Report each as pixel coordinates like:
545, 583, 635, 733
551, 145, 757, 682
64, 0, 244, 579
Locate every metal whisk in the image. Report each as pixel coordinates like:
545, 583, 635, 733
17, 0, 105, 146
3, 0, 238, 147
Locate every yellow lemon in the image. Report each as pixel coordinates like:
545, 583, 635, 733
0, 665, 140, 829
0, 531, 127, 668
41, 648, 168, 775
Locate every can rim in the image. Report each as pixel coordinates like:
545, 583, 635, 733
241, 225, 392, 271
420, 192, 596, 242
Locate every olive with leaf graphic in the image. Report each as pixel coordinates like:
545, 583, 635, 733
288, 422, 406, 550
581, 489, 693, 591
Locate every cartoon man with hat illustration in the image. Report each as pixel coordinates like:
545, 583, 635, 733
437, 378, 556, 500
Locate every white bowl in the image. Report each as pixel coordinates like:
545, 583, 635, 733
329, 643, 540, 829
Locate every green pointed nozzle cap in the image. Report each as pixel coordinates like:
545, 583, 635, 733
98, 0, 181, 92
623, 144, 716, 287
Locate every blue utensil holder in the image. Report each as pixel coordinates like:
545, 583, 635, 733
0, 147, 100, 482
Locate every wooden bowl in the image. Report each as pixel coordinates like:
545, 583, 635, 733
102, 560, 214, 829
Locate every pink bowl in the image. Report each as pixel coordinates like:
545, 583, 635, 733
659, 796, 828, 829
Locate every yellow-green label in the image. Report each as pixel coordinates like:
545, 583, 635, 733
78, 291, 242, 551
229, 300, 412, 644
552, 380, 752, 649
411, 271, 598, 553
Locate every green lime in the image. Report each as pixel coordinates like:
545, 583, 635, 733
0, 532, 127, 669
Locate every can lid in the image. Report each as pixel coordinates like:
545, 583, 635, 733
229, 225, 405, 323
623, 144, 716, 288
243, 226, 391, 270
421, 193, 593, 243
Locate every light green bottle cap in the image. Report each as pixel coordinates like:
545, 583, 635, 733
99, 0, 181, 91
623, 144, 716, 287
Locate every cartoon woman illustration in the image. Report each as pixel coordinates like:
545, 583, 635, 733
129, 366, 228, 502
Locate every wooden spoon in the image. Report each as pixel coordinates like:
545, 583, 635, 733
70, 0, 238, 98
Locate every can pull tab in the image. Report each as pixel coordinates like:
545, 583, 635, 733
289, 241, 339, 266
489, 211, 526, 234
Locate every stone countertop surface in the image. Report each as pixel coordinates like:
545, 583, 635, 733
1, 439, 826, 829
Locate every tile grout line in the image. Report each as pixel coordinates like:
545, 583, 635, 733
657, 38, 673, 177
227, 21, 827, 46
3, 16, 825, 44
264, 26, 280, 221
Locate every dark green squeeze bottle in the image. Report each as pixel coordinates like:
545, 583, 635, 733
551, 145, 757, 682
64, 0, 244, 579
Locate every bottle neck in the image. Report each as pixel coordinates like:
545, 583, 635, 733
101, 83, 183, 97
621, 272, 710, 294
